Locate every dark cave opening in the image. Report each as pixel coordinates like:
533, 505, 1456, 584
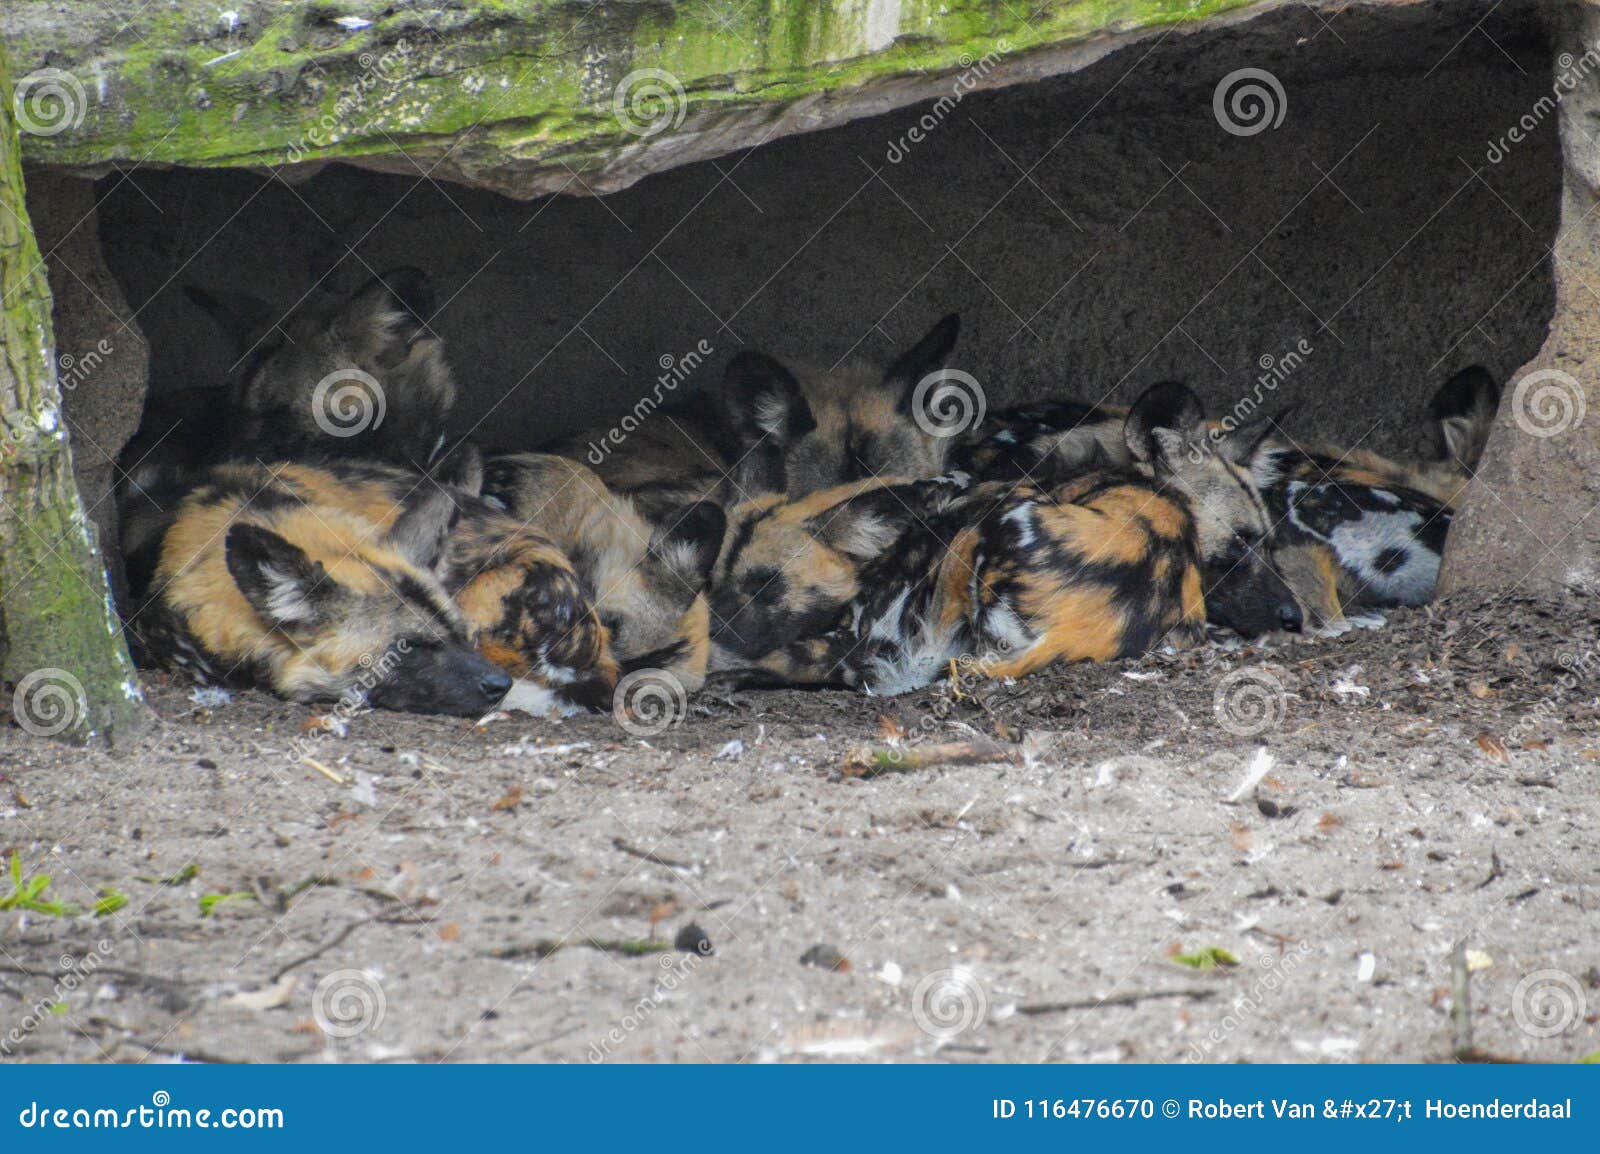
56, 1, 1563, 557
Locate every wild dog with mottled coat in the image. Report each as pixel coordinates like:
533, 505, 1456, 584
1251, 366, 1500, 627
174, 268, 455, 468
705, 382, 1302, 692
557, 315, 962, 518
122, 459, 617, 716
480, 453, 726, 693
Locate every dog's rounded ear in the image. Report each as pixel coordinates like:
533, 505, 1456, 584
721, 351, 815, 447
385, 489, 462, 573
341, 267, 437, 356
885, 313, 960, 409
650, 501, 728, 590
225, 522, 338, 629
1217, 404, 1293, 465
1124, 381, 1206, 466
1429, 365, 1500, 471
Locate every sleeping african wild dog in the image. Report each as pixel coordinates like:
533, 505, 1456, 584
956, 367, 1499, 632
705, 382, 1301, 693
126, 268, 456, 479
480, 453, 726, 693
1249, 366, 1500, 629
121, 458, 619, 717
556, 314, 962, 520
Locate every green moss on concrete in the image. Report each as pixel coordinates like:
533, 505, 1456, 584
1, 39, 148, 745
6, 0, 1264, 190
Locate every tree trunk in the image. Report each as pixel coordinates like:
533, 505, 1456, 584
1, 40, 147, 744
1439, 4, 1600, 602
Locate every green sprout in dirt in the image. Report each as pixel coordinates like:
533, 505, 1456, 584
1, 853, 134, 918
135, 862, 199, 886
199, 892, 257, 917
0, 852, 71, 916
1172, 946, 1241, 971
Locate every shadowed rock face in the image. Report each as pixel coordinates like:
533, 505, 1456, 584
91, 4, 1555, 460
1442, 4, 1600, 600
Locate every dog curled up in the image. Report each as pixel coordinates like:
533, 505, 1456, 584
956, 367, 1499, 634
480, 453, 726, 694
120, 458, 618, 718
704, 381, 1301, 694
1247, 366, 1500, 630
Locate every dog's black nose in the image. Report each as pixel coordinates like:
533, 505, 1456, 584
1278, 603, 1304, 633
479, 669, 513, 700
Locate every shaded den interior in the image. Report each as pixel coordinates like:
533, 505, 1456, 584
43, 1, 1562, 569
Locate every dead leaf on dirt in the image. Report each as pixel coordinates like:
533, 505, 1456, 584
1229, 822, 1254, 853
300, 714, 348, 738
875, 715, 905, 740
1317, 812, 1344, 834
1475, 733, 1510, 763
12, 786, 29, 809
1341, 770, 1385, 789
490, 786, 523, 813
437, 922, 461, 943
290, 1018, 319, 1035
1504, 643, 1522, 663
222, 975, 296, 1011
1519, 738, 1549, 753
1466, 680, 1495, 700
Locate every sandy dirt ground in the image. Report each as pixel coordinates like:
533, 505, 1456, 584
2, 596, 1597, 1064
